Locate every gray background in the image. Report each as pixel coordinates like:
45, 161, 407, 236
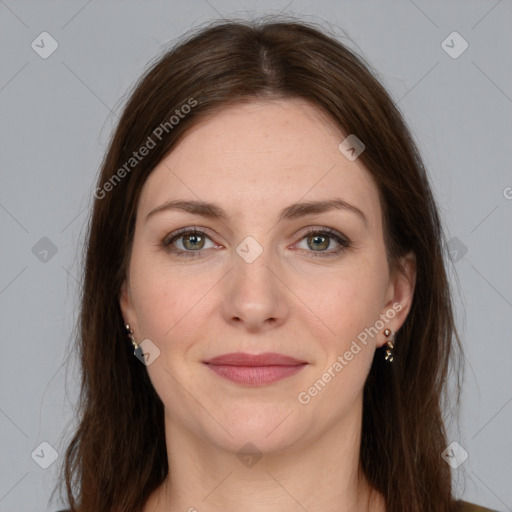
1, 1, 511, 511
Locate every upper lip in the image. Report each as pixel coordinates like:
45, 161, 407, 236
204, 352, 307, 366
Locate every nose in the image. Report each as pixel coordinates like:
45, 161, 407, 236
221, 245, 290, 333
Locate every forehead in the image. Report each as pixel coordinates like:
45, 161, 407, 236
138, 98, 381, 229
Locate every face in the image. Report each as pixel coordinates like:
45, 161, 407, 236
120, 98, 415, 454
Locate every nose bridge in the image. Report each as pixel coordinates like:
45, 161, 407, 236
232, 233, 277, 298
222, 233, 288, 329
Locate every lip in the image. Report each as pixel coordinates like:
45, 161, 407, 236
203, 352, 308, 386
204, 352, 306, 366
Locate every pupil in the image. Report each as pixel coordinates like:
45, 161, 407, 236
310, 235, 328, 251
185, 234, 202, 249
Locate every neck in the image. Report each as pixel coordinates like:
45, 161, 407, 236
144, 399, 385, 512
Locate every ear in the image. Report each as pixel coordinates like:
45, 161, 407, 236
119, 277, 139, 337
377, 251, 416, 348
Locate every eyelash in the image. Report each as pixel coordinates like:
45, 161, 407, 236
161, 227, 352, 259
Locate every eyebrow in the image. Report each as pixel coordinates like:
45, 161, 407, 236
145, 198, 368, 227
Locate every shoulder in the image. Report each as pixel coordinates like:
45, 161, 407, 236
457, 500, 501, 512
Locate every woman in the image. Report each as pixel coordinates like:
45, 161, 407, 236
54, 17, 498, 512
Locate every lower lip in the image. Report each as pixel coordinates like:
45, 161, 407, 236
205, 364, 307, 386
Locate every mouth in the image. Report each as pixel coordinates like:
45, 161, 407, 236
203, 352, 308, 386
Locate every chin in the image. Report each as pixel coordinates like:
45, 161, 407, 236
200, 401, 312, 455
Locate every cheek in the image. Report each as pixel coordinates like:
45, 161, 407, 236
303, 269, 386, 411
312, 261, 388, 342
131, 276, 176, 339
128, 245, 211, 340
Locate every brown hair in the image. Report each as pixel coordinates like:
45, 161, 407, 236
56, 15, 463, 512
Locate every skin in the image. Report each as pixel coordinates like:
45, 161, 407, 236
120, 98, 416, 512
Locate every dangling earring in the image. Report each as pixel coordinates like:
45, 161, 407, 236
383, 328, 395, 362
125, 323, 140, 352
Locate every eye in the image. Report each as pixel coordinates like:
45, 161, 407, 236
162, 228, 216, 257
294, 228, 351, 257
162, 227, 351, 258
